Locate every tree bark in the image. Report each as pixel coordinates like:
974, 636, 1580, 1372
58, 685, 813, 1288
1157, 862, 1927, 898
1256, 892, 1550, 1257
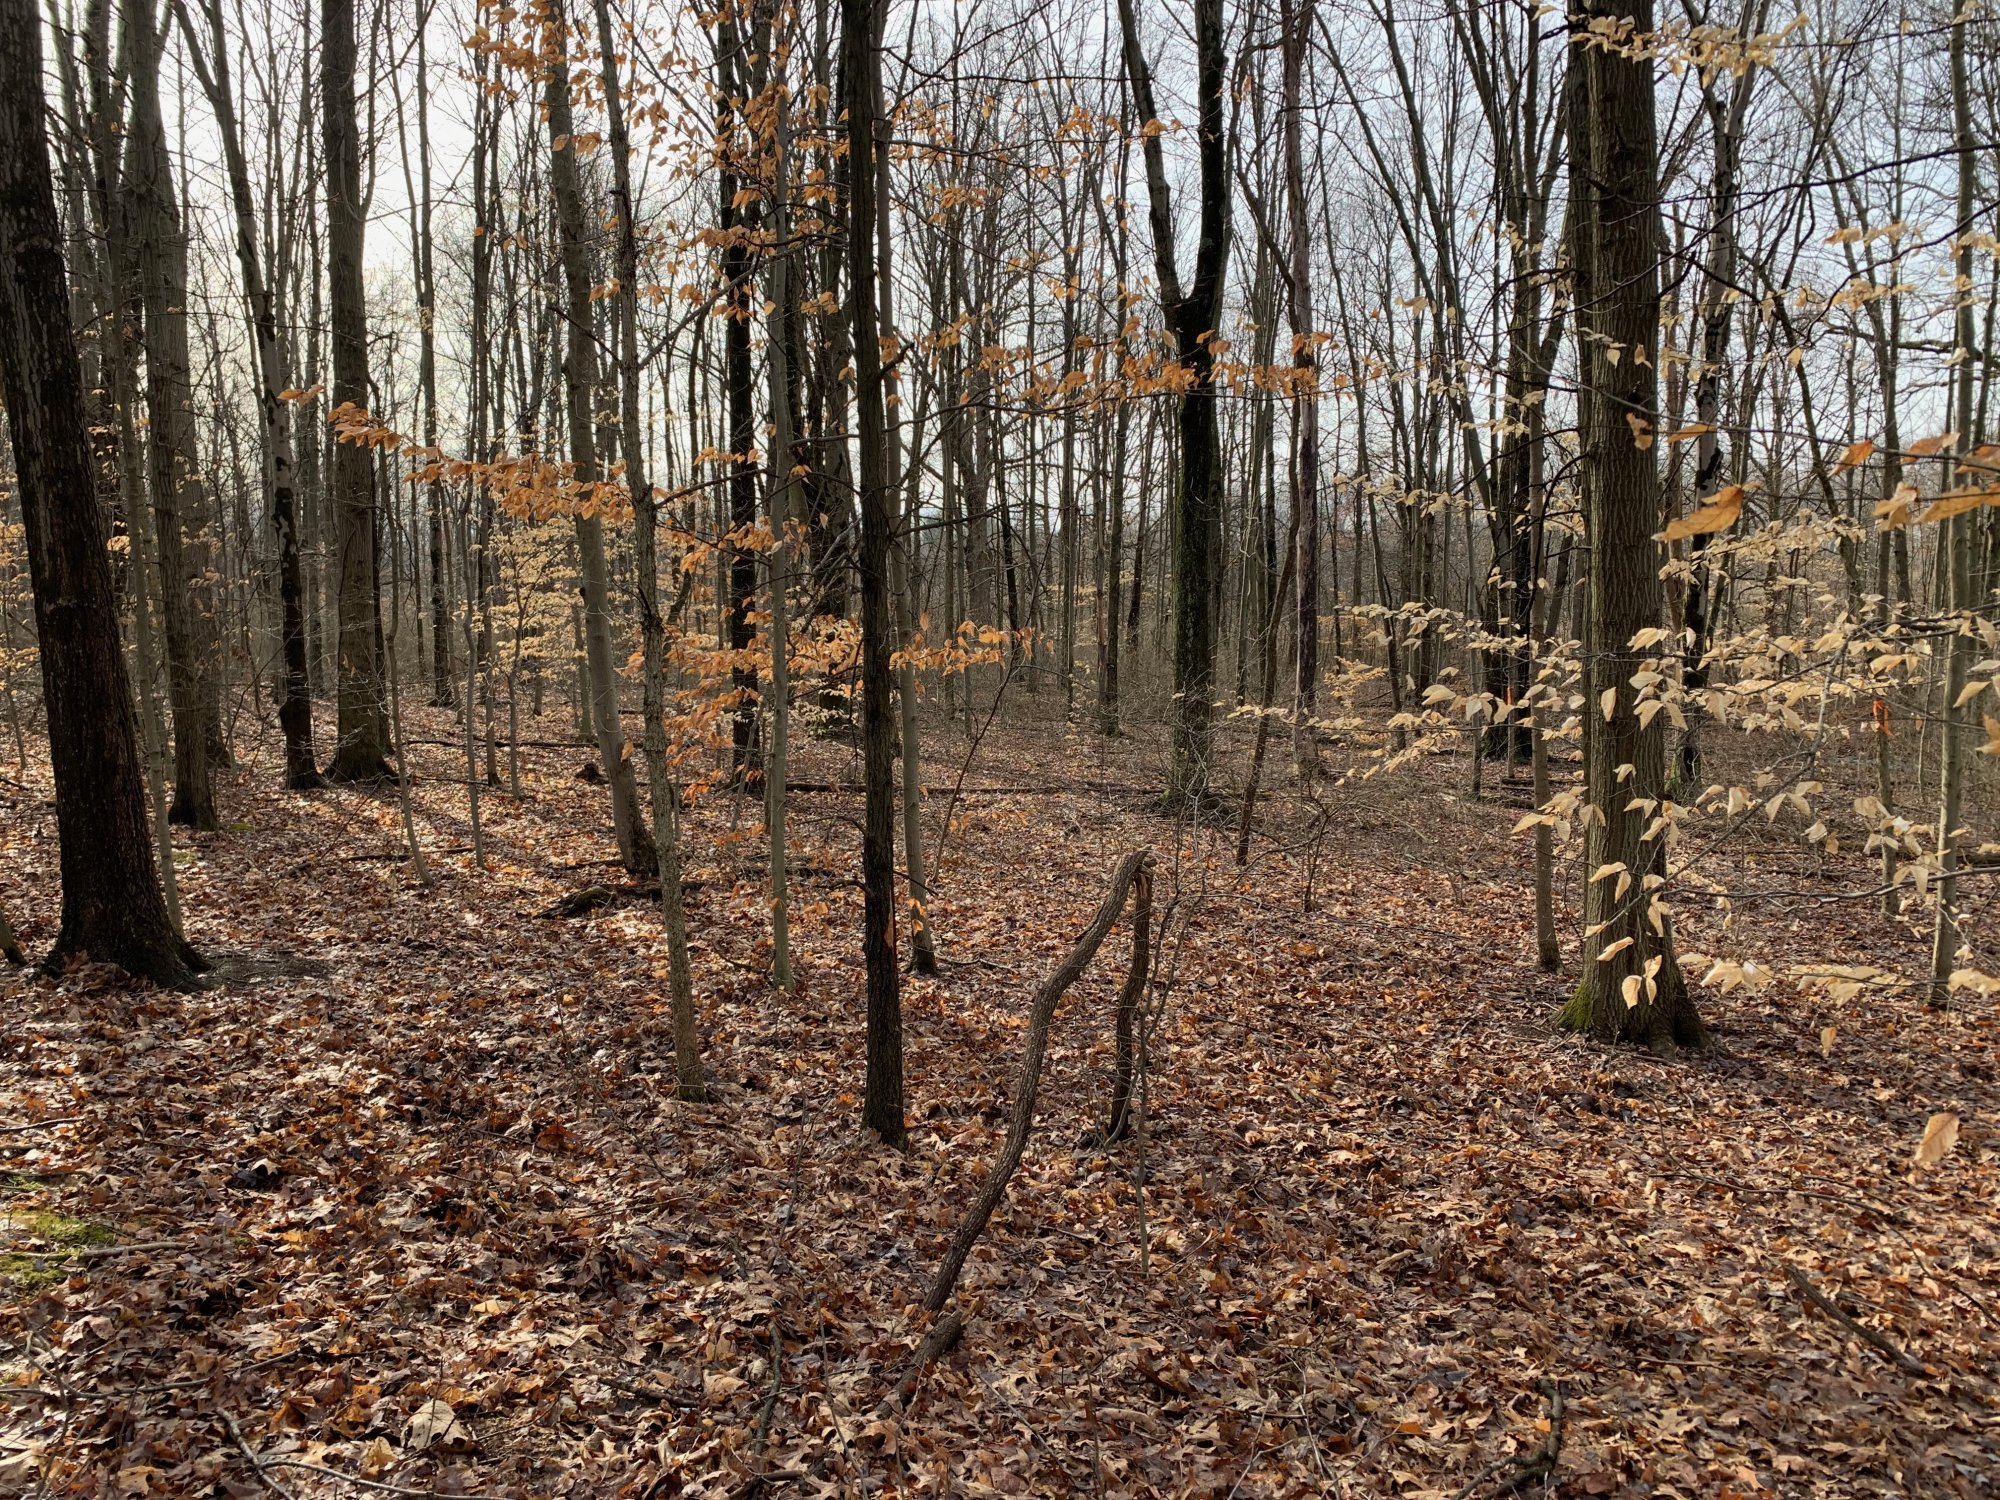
127, 0, 220, 827
543, 0, 656, 874
846, 0, 905, 1148
1556, 0, 1705, 1050
1116, 0, 1231, 809
322, 0, 390, 781
594, 0, 704, 1092
0, 0, 204, 987
178, 0, 319, 789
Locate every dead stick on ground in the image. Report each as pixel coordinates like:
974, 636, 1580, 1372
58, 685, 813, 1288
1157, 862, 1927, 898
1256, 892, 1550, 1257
18, 1240, 186, 1261
1451, 1382, 1565, 1500
1785, 1263, 1927, 1375
223, 1412, 302, 1500
922, 849, 1154, 1318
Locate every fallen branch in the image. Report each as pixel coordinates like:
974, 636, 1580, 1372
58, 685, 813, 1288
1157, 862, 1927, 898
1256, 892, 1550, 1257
1451, 1381, 1565, 1500
344, 847, 472, 863
257, 1456, 514, 1500
1785, 1262, 1927, 1375
0, 1115, 79, 1134
15, 1239, 186, 1261
923, 849, 1155, 1315
226, 1409, 512, 1500
1104, 861, 1154, 1142
223, 1412, 302, 1500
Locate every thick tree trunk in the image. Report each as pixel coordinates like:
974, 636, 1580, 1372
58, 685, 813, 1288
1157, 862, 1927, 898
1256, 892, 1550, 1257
0, 0, 203, 987
127, 0, 220, 828
322, 0, 390, 781
1556, 0, 1705, 1051
716, 12, 763, 780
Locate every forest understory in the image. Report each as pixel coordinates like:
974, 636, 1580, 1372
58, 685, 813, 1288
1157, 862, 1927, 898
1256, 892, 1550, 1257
1, 698, 1995, 1500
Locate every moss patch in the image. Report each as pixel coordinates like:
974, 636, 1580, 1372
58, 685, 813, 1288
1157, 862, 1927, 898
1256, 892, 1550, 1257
2, 1208, 116, 1293
1555, 977, 1593, 1033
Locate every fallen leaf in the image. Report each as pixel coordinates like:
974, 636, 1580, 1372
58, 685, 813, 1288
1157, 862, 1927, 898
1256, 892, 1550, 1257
1913, 1111, 1959, 1171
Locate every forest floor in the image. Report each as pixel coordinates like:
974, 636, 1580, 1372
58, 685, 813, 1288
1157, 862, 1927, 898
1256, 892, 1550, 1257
1, 683, 1997, 1499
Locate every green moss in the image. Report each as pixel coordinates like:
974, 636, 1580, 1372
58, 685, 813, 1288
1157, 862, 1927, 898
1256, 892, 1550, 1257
1554, 977, 1593, 1033
2, 1209, 116, 1292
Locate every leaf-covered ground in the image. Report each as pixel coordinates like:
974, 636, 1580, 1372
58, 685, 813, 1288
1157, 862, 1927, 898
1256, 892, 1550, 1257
2, 701, 1996, 1498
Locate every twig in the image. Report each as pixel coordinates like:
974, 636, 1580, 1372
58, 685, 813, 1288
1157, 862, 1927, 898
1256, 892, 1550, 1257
257, 1456, 514, 1500
14, 1239, 186, 1261
1452, 1382, 1565, 1500
1785, 1263, 1927, 1375
739, 1322, 785, 1500
0, 1116, 79, 1134
598, 1372, 702, 1408
223, 1411, 302, 1500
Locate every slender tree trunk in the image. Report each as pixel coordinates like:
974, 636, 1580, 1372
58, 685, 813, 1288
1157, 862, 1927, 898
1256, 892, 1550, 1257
846, 0, 905, 1148
595, 0, 705, 1090
1929, 8, 1978, 1009
179, 0, 319, 789
751, 0, 797, 994
1281, 0, 1320, 776
543, 0, 655, 873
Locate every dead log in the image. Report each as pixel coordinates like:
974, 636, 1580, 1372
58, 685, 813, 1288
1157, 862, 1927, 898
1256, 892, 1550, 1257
923, 849, 1154, 1315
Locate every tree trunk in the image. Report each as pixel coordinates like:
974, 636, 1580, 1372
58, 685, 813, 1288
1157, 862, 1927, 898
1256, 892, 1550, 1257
1929, 8, 1978, 1009
594, 0, 705, 1092
127, 0, 220, 827
0, 0, 204, 987
846, 0, 905, 1148
322, 0, 390, 782
179, 0, 319, 790
1116, 0, 1230, 809
1556, 0, 1705, 1050
1281, 0, 1320, 776
543, 0, 655, 875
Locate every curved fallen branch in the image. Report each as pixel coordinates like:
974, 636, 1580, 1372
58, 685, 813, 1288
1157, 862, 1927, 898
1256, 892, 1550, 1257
923, 849, 1155, 1316
1785, 1262, 1926, 1375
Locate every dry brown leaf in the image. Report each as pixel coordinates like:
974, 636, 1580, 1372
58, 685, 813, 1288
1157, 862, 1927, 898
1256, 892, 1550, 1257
1662, 484, 1745, 542
1913, 1111, 1960, 1171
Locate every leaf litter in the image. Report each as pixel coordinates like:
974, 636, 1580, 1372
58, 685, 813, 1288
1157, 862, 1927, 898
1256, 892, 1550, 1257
0, 708, 1996, 1498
